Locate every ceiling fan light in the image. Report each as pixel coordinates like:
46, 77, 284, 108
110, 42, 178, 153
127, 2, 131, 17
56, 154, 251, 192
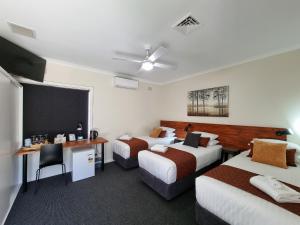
142, 61, 154, 71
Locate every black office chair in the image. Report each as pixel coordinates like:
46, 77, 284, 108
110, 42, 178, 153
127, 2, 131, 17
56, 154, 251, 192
35, 143, 67, 192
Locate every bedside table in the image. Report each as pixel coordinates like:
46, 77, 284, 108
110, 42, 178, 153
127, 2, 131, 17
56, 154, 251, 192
174, 138, 185, 144
221, 147, 241, 162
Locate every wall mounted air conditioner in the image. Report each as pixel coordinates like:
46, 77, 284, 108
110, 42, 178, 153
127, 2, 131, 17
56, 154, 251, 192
113, 76, 139, 89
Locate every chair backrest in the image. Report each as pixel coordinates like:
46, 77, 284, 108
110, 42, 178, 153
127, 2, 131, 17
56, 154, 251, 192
39, 143, 63, 168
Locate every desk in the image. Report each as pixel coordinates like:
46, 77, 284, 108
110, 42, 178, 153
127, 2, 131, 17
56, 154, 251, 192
16, 137, 108, 192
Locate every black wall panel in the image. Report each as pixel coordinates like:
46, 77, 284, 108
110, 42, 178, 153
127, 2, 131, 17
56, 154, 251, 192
22, 83, 89, 141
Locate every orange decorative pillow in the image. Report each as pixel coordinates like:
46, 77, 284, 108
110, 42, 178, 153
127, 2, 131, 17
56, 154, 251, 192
251, 141, 288, 169
150, 128, 163, 138
158, 130, 167, 138
249, 143, 296, 167
199, 137, 210, 147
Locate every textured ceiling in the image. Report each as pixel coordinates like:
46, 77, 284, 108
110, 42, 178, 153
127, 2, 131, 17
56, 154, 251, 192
1, 0, 300, 84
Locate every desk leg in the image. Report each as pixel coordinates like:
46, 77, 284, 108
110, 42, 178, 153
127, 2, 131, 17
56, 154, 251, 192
22, 155, 28, 192
101, 143, 104, 171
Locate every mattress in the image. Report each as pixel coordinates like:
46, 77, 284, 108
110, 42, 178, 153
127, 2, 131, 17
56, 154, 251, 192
196, 150, 300, 225
112, 136, 175, 159
138, 143, 222, 184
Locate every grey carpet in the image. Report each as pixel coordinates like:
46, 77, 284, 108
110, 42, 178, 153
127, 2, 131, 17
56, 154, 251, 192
5, 163, 198, 225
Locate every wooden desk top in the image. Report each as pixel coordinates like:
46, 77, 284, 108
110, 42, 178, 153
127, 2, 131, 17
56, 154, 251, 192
16, 137, 108, 156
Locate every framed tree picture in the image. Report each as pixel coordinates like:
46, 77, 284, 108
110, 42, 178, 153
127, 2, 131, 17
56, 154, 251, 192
187, 86, 229, 117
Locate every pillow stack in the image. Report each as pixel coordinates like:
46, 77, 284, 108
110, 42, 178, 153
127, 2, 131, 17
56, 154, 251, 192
150, 126, 176, 138
182, 131, 219, 148
159, 126, 176, 138
192, 131, 219, 147
248, 139, 299, 168
183, 133, 201, 148
149, 128, 163, 138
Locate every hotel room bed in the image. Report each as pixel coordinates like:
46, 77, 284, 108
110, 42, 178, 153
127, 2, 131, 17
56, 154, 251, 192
138, 142, 222, 200
195, 150, 300, 225
112, 136, 175, 169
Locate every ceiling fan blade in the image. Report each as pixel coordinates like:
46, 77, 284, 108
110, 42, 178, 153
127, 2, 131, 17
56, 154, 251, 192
112, 57, 143, 64
148, 46, 168, 62
154, 62, 176, 69
137, 65, 144, 73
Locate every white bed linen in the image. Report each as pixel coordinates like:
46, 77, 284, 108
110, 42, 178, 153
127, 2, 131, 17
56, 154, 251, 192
138, 143, 222, 184
196, 151, 300, 225
112, 136, 175, 159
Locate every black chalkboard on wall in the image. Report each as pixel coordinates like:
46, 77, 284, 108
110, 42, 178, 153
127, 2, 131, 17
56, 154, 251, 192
22, 83, 89, 141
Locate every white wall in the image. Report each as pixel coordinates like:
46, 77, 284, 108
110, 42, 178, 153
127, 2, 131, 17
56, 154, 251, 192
158, 49, 300, 144
24, 61, 161, 181
0, 69, 21, 225
23, 49, 300, 181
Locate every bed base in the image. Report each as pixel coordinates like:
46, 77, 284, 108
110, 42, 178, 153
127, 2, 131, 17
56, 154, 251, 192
195, 202, 229, 225
113, 152, 139, 169
139, 160, 221, 200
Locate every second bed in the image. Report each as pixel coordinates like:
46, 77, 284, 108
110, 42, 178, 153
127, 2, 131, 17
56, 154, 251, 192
138, 142, 222, 200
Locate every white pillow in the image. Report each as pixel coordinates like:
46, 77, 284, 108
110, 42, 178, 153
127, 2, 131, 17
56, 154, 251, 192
160, 126, 176, 132
165, 133, 175, 137
192, 131, 219, 140
119, 134, 132, 141
252, 138, 300, 163
208, 140, 220, 146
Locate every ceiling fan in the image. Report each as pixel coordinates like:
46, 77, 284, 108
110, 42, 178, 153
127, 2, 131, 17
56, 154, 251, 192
112, 46, 175, 71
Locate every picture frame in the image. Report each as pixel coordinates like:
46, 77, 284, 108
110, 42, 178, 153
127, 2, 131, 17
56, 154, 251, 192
187, 86, 229, 117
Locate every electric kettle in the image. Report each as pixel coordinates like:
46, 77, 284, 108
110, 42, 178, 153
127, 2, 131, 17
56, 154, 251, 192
90, 130, 99, 140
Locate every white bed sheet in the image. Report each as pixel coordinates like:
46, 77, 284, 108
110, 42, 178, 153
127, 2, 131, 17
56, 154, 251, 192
112, 136, 175, 159
196, 151, 300, 225
138, 143, 222, 184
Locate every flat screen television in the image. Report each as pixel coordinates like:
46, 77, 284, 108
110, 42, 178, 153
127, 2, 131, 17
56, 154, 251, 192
0, 36, 46, 82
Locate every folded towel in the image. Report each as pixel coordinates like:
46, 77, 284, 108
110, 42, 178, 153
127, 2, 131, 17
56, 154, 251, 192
250, 175, 300, 203
151, 144, 168, 153
119, 135, 132, 141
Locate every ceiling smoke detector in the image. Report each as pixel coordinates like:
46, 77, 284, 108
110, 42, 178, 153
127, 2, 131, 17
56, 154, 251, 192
172, 13, 201, 35
7, 22, 36, 38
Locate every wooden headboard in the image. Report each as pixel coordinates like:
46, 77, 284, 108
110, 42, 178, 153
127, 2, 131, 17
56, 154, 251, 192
160, 120, 287, 150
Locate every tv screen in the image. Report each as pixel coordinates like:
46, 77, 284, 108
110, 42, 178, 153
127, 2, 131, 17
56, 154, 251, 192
0, 36, 46, 82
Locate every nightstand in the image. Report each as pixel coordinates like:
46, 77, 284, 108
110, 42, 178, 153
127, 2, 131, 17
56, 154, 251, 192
174, 138, 185, 144
221, 147, 241, 162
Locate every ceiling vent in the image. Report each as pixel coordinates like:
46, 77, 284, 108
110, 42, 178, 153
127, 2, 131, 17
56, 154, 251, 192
7, 22, 36, 39
172, 13, 201, 35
